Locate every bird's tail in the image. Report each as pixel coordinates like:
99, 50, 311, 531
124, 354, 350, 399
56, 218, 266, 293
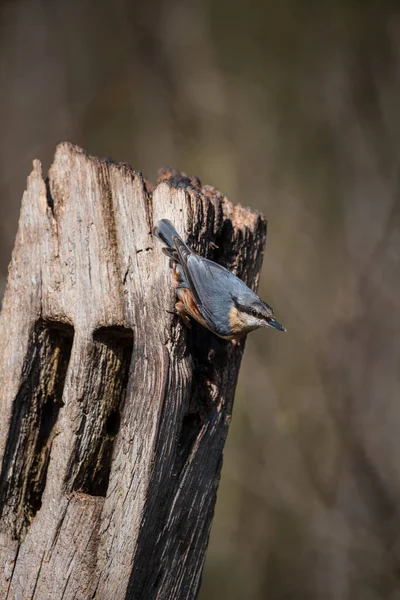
154, 219, 190, 287
154, 219, 185, 249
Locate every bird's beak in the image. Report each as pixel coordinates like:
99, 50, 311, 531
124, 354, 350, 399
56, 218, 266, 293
266, 318, 286, 332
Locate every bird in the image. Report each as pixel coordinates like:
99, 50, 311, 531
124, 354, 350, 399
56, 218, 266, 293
154, 219, 286, 340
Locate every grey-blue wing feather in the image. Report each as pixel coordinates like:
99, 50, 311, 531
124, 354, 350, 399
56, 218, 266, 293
187, 254, 247, 335
174, 238, 253, 333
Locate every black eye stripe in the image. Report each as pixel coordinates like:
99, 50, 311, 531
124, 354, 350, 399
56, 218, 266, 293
237, 303, 265, 320
233, 297, 272, 320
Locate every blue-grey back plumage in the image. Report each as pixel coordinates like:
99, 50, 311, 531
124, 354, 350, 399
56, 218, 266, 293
154, 219, 286, 337
175, 239, 261, 335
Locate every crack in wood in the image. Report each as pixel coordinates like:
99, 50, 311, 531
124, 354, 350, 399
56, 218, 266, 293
0, 320, 73, 540
4, 543, 20, 600
65, 327, 133, 497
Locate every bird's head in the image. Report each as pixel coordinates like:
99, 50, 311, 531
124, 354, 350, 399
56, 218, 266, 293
229, 293, 286, 335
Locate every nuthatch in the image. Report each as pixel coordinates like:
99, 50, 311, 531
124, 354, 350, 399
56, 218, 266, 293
154, 219, 286, 339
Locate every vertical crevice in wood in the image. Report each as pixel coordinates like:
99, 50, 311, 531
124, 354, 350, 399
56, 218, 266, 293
211, 219, 235, 268
66, 327, 133, 497
44, 177, 55, 215
0, 320, 74, 539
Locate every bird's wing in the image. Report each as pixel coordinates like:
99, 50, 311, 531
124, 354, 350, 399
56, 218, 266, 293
173, 237, 247, 327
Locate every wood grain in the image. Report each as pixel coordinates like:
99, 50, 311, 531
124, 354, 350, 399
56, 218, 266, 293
0, 145, 266, 599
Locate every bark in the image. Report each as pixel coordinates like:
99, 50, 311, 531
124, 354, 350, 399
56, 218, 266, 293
0, 143, 266, 600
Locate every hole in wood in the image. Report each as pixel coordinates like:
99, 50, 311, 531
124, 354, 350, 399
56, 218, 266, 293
105, 410, 121, 437
66, 326, 133, 497
0, 320, 74, 539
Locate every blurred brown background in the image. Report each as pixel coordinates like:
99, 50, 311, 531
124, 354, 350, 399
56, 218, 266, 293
1, 1, 400, 598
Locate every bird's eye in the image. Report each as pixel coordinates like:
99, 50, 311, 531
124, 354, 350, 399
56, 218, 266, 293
251, 308, 258, 318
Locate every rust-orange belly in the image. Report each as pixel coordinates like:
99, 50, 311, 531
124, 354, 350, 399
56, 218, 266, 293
176, 287, 213, 333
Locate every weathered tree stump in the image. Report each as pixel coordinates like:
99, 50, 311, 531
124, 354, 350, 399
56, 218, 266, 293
0, 143, 266, 599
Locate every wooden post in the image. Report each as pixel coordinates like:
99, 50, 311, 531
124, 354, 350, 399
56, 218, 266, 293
0, 143, 266, 600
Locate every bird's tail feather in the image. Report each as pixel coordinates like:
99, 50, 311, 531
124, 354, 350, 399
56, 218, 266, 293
154, 219, 185, 249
